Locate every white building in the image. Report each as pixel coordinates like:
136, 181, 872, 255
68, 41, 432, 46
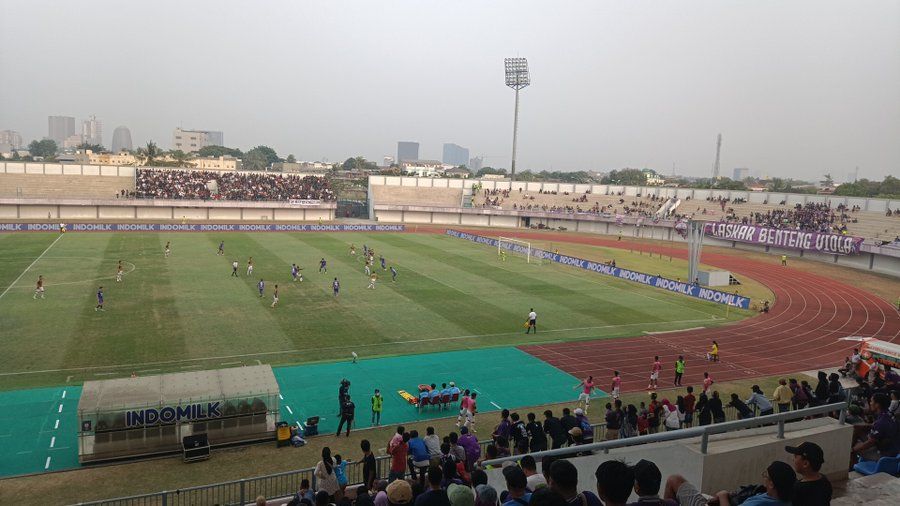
82, 115, 103, 146
194, 156, 242, 171
172, 128, 224, 153
401, 160, 444, 177
0, 130, 23, 151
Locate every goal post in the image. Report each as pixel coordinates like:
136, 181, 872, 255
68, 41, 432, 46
498, 236, 531, 263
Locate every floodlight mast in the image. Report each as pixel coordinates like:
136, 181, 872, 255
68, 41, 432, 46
504, 58, 530, 182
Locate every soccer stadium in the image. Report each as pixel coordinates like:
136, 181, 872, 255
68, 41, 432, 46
2, 3, 900, 506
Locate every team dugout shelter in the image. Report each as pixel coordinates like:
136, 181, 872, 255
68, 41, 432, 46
77, 365, 279, 464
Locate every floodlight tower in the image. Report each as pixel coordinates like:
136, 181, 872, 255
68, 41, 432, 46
504, 58, 530, 181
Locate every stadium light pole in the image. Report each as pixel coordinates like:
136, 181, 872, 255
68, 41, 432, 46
504, 57, 530, 182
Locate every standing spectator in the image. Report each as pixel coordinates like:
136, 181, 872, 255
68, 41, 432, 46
709, 391, 726, 424
683, 387, 696, 428
315, 447, 341, 501
424, 427, 442, 459
543, 410, 567, 449
594, 460, 633, 506
521, 455, 547, 491
493, 410, 512, 442
415, 466, 450, 506
408, 430, 431, 482
560, 408, 579, 442
510, 413, 529, 454
790, 379, 808, 410
361, 439, 377, 491
629, 459, 677, 505
334, 454, 349, 495
785, 443, 832, 506
371, 389, 383, 427
622, 404, 639, 438
605, 402, 621, 440
747, 385, 774, 416
458, 426, 481, 471
663, 398, 684, 431
696, 392, 711, 426
827, 373, 845, 404
728, 393, 754, 420
813, 371, 829, 407
526, 412, 548, 452
547, 460, 602, 506
374, 481, 389, 506
388, 432, 410, 482
773, 379, 793, 413
337, 395, 356, 437
647, 394, 661, 434
386, 480, 413, 506
449, 432, 467, 464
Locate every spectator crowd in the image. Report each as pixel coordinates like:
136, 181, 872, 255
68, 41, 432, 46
134, 168, 336, 201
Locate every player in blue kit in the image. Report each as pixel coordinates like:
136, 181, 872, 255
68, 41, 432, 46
319, 258, 327, 273
95, 286, 105, 311
332, 277, 340, 296
217, 241, 225, 256
380, 255, 386, 270
258, 279, 265, 297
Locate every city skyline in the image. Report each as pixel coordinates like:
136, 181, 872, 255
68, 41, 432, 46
1, 1, 898, 180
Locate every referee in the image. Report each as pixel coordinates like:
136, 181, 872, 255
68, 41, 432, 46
526, 308, 537, 334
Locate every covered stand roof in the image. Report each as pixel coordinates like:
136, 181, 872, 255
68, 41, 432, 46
78, 365, 278, 413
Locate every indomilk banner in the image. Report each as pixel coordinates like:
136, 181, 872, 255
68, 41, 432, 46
0, 223, 405, 232
703, 222, 864, 255
446, 229, 750, 309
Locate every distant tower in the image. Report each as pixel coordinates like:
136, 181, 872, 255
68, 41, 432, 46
712, 133, 722, 179
111, 126, 133, 152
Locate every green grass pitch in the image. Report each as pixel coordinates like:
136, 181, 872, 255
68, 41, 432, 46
0, 231, 747, 390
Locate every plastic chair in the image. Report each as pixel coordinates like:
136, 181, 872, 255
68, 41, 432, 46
418, 395, 430, 413
853, 456, 900, 476
441, 394, 451, 409
451, 393, 460, 403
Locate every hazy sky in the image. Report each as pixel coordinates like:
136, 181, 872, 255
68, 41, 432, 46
1, 0, 898, 180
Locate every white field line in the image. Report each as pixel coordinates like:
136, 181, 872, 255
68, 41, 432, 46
0, 317, 722, 378
50, 436, 56, 448
57, 404, 63, 413
61, 390, 66, 399
285, 405, 294, 415
44, 457, 51, 470
490, 401, 502, 409
0, 234, 64, 300
54, 419, 59, 429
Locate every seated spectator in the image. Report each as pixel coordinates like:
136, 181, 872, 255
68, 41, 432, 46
594, 460, 634, 506
852, 392, 899, 462
134, 168, 335, 202
374, 481, 389, 506
521, 455, 547, 490
547, 459, 602, 506
448, 484, 474, 506
356, 486, 376, 506
628, 460, 676, 505
785, 442, 832, 506
662, 475, 706, 506
415, 466, 450, 506
470, 469, 488, 489
386, 479, 413, 506
528, 488, 567, 506
501, 466, 531, 506
712, 461, 795, 506
475, 485, 499, 506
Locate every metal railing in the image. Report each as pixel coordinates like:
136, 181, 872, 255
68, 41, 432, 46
480, 402, 847, 467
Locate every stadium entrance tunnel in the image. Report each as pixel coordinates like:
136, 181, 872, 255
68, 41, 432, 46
337, 199, 369, 219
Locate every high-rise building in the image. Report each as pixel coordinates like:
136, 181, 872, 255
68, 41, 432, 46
732, 167, 749, 181
397, 141, 419, 163
172, 128, 223, 153
48, 116, 76, 145
82, 115, 103, 146
111, 126, 133, 152
468, 156, 484, 172
442, 143, 469, 167
0, 130, 23, 151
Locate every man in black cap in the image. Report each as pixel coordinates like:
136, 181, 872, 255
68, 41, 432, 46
713, 460, 795, 506
786, 442, 832, 506
627, 459, 675, 505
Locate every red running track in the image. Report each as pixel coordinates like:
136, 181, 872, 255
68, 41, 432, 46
453, 228, 900, 393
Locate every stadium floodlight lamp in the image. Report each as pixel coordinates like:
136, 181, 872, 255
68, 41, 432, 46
504, 57, 530, 181
504, 58, 530, 90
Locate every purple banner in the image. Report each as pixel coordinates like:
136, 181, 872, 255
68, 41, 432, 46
703, 222, 864, 255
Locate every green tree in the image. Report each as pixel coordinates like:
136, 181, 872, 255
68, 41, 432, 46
169, 150, 192, 168
245, 145, 280, 168
476, 167, 508, 177
137, 141, 161, 166
28, 139, 58, 158
243, 150, 268, 170
286, 154, 297, 163
197, 145, 243, 159
76, 142, 105, 153
822, 173, 834, 187
601, 169, 646, 185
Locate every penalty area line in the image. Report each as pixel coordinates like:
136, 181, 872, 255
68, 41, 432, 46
0, 234, 64, 300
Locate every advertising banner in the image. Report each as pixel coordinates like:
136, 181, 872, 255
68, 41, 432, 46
703, 222, 863, 255
0, 223, 405, 232
446, 229, 750, 309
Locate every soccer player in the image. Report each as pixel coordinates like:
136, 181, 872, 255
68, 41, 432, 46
574, 376, 597, 413
465, 392, 478, 431
116, 261, 124, 283
363, 244, 368, 257
217, 241, 225, 256
648, 356, 662, 390
95, 286, 105, 311
231, 260, 239, 277
390, 266, 398, 282
364, 261, 371, 276
34, 275, 45, 299
380, 255, 386, 270
319, 258, 327, 273
258, 279, 265, 297
456, 389, 471, 427
291, 263, 299, 282
246, 257, 254, 276
164, 241, 171, 257
525, 308, 537, 334
702, 371, 714, 393
367, 273, 377, 289
332, 277, 340, 296
349, 244, 356, 256
611, 371, 622, 400
271, 284, 279, 307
